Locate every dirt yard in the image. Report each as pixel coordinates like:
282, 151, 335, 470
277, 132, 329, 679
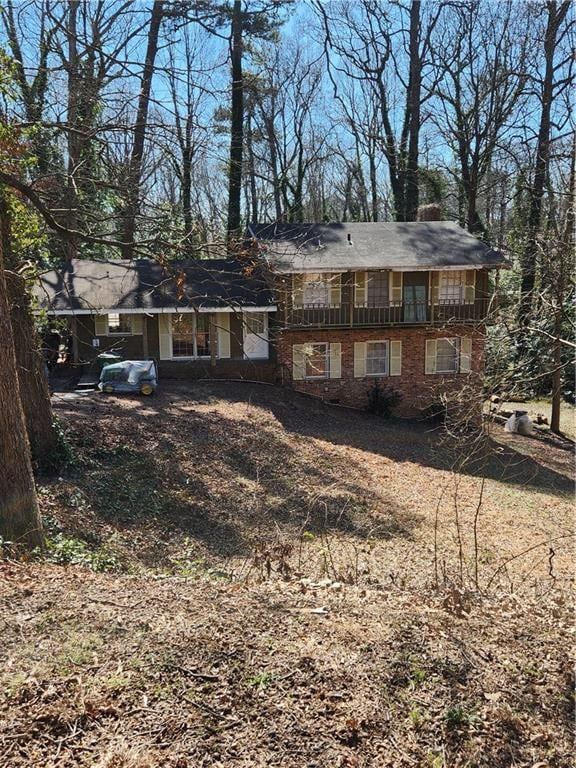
1, 382, 574, 767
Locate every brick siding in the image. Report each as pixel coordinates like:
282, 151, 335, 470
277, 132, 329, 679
277, 326, 485, 417
158, 359, 277, 382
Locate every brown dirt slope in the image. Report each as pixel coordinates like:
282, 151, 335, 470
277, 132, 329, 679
1, 563, 573, 768
0, 382, 574, 767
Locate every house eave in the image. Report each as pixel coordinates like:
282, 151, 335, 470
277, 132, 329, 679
268, 264, 503, 275
40, 305, 278, 316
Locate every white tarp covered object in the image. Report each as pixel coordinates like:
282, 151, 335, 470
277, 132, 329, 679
504, 411, 534, 435
99, 360, 157, 395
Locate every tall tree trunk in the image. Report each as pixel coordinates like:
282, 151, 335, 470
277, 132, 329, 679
64, 0, 80, 261
518, 1, 569, 326
369, 148, 378, 222
466, 180, 487, 236
121, 0, 164, 260
404, 0, 421, 222
550, 135, 575, 434
227, 0, 243, 241
181, 114, 194, 249
6, 268, 58, 468
0, 194, 43, 549
291, 147, 305, 223
265, 115, 282, 221
4, 0, 53, 175
246, 111, 258, 222
2, 194, 57, 468
549, 308, 563, 434
342, 170, 352, 222
182, 141, 193, 245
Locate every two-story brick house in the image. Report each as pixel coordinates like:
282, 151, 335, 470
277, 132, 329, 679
248, 221, 506, 415
37, 221, 505, 416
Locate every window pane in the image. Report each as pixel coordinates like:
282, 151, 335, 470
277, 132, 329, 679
366, 341, 388, 375
366, 272, 389, 307
108, 313, 131, 334
195, 314, 211, 357
245, 312, 265, 334
436, 338, 459, 372
304, 343, 328, 378
172, 315, 195, 357
303, 274, 329, 306
439, 271, 464, 304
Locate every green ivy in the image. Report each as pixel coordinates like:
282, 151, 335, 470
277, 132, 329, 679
37, 533, 122, 572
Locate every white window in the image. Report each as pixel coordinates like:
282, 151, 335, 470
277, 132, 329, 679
438, 271, 465, 305
366, 271, 389, 307
365, 341, 389, 376
303, 273, 330, 307
107, 313, 132, 335
304, 342, 329, 379
435, 337, 460, 373
354, 339, 401, 377
244, 312, 266, 335
293, 342, 341, 380
171, 314, 211, 358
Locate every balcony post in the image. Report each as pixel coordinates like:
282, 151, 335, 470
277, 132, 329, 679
349, 272, 354, 328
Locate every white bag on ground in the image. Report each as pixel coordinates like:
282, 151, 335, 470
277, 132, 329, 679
505, 411, 534, 435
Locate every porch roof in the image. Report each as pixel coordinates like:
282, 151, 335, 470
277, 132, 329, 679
36, 258, 274, 314
247, 221, 508, 273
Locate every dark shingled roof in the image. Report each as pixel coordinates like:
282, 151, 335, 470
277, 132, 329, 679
247, 221, 507, 272
36, 258, 274, 313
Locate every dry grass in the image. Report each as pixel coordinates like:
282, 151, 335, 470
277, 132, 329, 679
38, 382, 573, 589
0, 382, 574, 767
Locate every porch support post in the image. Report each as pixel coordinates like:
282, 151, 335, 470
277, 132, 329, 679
209, 316, 217, 367
70, 316, 79, 364
142, 315, 149, 358
349, 272, 354, 328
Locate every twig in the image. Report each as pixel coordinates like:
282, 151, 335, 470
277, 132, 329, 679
87, 596, 145, 609
163, 663, 219, 682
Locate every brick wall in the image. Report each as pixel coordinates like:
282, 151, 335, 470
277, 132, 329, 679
276, 326, 486, 416
158, 359, 277, 382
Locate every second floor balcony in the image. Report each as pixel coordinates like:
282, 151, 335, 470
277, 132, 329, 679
283, 297, 494, 328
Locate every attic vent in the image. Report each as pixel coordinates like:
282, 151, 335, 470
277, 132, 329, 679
347, 233, 353, 246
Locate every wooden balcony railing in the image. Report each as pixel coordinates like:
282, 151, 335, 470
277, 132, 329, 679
285, 298, 493, 328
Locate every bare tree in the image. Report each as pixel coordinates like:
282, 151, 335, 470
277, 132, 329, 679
165, 27, 212, 248
431, 0, 531, 237
518, 0, 573, 325
0, 191, 43, 549
121, 0, 165, 259
315, 0, 444, 221
249, 43, 327, 222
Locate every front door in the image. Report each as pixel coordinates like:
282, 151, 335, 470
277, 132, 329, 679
243, 312, 269, 359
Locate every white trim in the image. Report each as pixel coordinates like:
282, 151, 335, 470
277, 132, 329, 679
166, 356, 212, 361
391, 265, 482, 273
43, 305, 277, 316
271, 265, 485, 274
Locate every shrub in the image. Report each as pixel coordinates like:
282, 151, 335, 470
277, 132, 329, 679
367, 381, 403, 417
